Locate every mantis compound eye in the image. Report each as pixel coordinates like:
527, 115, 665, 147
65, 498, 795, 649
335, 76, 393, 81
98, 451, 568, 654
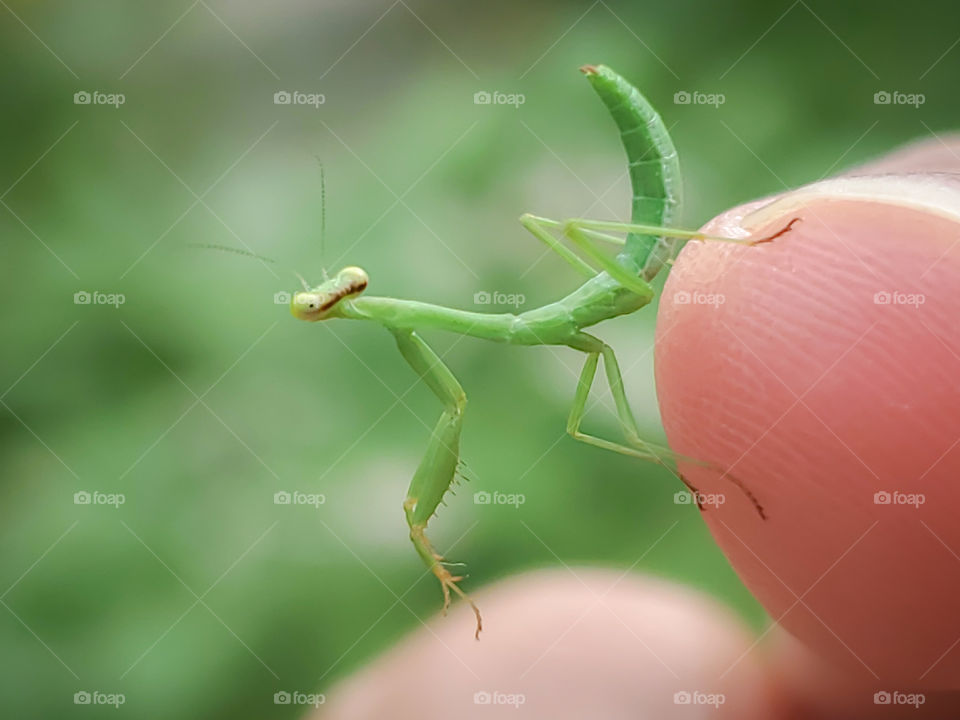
290, 292, 325, 321
336, 266, 369, 295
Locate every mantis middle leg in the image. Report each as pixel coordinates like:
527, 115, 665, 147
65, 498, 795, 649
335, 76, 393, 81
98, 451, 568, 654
566, 332, 685, 463
566, 332, 766, 518
392, 329, 483, 638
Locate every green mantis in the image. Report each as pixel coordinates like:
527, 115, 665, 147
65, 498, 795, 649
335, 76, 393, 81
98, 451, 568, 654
292, 65, 788, 638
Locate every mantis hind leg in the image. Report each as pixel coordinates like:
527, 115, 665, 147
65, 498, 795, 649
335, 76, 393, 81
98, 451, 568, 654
562, 217, 801, 248
392, 329, 482, 638
517, 214, 800, 287
566, 333, 766, 519
519, 213, 598, 278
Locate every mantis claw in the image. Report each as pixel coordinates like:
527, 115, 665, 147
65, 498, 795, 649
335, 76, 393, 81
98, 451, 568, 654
431, 561, 482, 639
748, 217, 801, 245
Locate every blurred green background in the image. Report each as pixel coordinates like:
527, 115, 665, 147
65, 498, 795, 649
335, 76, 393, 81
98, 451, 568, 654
2, 0, 958, 717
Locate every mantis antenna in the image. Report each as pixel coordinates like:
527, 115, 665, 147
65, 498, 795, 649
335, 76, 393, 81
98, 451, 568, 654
315, 157, 330, 282
188, 160, 333, 291
187, 243, 276, 264
189, 242, 313, 295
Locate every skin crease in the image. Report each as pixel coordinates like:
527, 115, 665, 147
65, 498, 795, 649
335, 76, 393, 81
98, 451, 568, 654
656, 180, 960, 689
315, 139, 960, 719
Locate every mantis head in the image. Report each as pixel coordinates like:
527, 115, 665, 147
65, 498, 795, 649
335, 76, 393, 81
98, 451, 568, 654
290, 266, 369, 321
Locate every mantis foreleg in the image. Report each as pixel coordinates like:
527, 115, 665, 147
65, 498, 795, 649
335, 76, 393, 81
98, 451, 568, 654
392, 329, 483, 638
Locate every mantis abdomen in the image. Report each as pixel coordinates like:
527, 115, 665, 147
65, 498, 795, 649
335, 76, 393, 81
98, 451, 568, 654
581, 65, 682, 279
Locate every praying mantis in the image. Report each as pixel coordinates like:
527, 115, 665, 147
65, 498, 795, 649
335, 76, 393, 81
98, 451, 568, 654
290, 65, 792, 638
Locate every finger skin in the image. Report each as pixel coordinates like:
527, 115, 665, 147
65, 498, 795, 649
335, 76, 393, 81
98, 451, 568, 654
655, 186, 960, 688
843, 133, 960, 175
318, 569, 784, 719
764, 625, 960, 719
